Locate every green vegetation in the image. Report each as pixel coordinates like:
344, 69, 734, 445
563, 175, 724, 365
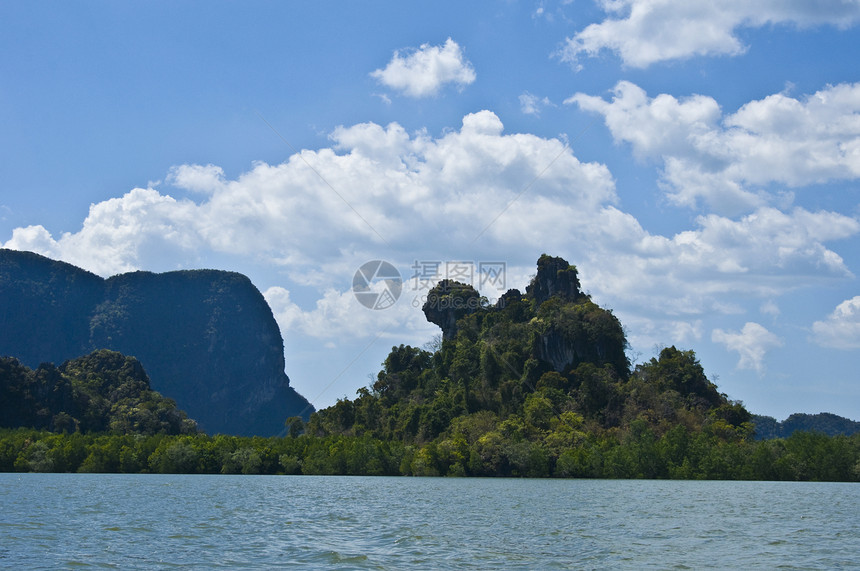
2, 254, 858, 480
1, 427, 857, 480
295, 255, 859, 480
0, 350, 197, 435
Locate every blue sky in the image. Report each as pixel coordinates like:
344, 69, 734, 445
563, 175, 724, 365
3, 1, 860, 420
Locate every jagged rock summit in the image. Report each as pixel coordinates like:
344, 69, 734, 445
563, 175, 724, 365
423, 254, 629, 376
0, 249, 312, 436
526, 254, 583, 305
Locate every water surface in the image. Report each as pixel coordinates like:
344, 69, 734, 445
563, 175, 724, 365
1, 474, 857, 569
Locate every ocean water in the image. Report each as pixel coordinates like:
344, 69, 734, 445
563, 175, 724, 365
0, 474, 857, 569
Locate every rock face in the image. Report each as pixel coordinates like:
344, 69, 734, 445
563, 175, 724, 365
0, 249, 312, 435
535, 329, 579, 373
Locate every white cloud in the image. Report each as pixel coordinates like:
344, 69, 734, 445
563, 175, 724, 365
166, 164, 226, 194
568, 81, 860, 214
3, 188, 202, 276
2, 111, 613, 280
3, 111, 856, 347
264, 285, 432, 343
585, 206, 857, 320
712, 322, 783, 372
370, 38, 476, 98
4, 225, 61, 260
560, 0, 860, 68
519, 92, 553, 116
811, 296, 860, 349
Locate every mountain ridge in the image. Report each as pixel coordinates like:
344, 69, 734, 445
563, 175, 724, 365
752, 412, 860, 439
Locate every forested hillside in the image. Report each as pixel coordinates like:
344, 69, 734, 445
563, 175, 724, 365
0, 350, 196, 435
304, 256, 770, 476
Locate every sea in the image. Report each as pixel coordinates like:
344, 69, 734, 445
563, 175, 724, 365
1, 473, 857, 569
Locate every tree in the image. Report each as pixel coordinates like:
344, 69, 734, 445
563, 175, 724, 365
284, 416, 305, 438
636, 347, 723, 407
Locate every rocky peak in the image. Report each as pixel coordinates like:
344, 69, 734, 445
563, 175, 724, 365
422, 280, 481, 340
526, 254, 582, 306
495, 288, 523, 309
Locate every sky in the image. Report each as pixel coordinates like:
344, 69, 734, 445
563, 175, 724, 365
2, 1, 860, 420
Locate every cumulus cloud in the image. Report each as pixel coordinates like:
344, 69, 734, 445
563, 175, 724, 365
264, 284, 433, 343
3, 110, 856, 345
712, 322, 783, 372
581, 205, 858, 354
568, 81, 860, 214
4, 225, 61, 259
370, 38, 476, 98
811, 296, 860, 349
560, 0, 860, 68
3, 188, 202, 275
13, 111, 612, 273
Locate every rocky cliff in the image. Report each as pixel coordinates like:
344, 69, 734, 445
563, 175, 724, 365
0, 249, 312, 435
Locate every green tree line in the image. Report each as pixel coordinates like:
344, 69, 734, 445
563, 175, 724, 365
2, 426, 858, 480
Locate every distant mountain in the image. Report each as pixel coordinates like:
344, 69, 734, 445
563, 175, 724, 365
0, 249, 312, 436
752, 412, 860, 440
